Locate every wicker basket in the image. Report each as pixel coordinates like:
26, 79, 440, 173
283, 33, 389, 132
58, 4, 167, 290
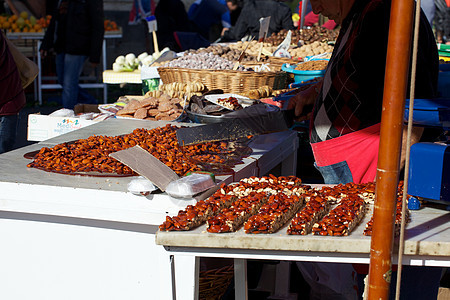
243, 57, 299, 72
243, 61, 281, 72
157, 67, 288, 94
269, 56, 301, 65
199, 264, 234, 300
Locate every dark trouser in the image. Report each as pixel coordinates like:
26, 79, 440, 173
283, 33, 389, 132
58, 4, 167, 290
0, 114, 18, 154
357, 266, 442, 299
316, 161, 442, 300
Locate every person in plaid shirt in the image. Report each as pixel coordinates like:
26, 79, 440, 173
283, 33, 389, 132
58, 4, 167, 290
289, 0, 438, 185
289, 0, 440, 298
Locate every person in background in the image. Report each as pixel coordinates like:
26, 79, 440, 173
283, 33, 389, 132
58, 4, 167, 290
303, 11, 338, 29
155, 0, 194, 51
0, 32, 26, 154
0, 0, 5, 14
297, 1, 337, 30
446, 0, 450, 44
188, 0, 230, 41
128, 0, 155, 25
226, 0, 242, 26
45, 0, 59, 15
421, 0, 436, 25
220, 0, 243, 37
288, 0, 441, 298
435, 0, 450, 44
220, 0, 295, 42
40, 0, 104, 110
128, 0, 155, 53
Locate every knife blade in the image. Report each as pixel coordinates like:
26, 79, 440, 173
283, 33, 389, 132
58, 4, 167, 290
232, 36, 255, 70
176, 107, 295, 145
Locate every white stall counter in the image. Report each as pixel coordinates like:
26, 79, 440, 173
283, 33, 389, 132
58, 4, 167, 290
0, 118, 299, 300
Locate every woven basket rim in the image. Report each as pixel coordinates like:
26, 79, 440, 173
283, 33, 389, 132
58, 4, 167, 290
199, 265, 234, 300
157, 66, 283, 76
157, 66, 288, 93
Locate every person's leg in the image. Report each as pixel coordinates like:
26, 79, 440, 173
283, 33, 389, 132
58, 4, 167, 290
389, 266, 442, 299
445, 6, 450, 44
55, 53, 65, 86
61, 54, 88, 109
296, 262, 358, 300
58, 53, 98, 105
0, 114, 19, 154
296, 161, 357, 300
435, 0, 447, 43
78, 87, 98, 105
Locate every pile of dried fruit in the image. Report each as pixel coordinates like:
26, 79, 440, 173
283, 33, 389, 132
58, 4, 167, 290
363, 181, 409, 236
116, 95, 184, 121
265, 27, 339, 46
294, 60, 329, 71
27, 124, 252, 176
160, 177, 409, 237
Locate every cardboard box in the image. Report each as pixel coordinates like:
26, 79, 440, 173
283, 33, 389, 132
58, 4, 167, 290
438, 287, 450, 300
27, 114, 97, 142
74, 104, 100, 114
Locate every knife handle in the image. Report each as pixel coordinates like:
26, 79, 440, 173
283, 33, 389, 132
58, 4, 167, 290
282, 109, 296, 128
283, 104, 314, 127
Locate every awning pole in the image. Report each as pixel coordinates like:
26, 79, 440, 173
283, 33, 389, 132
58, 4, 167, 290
367, 0, 415, 298
300, 0, 308, 29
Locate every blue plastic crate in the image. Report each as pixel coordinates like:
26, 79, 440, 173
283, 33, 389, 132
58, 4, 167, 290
438, 71, 450, 98
408, 142, 450, 203
404, 98, 450, 129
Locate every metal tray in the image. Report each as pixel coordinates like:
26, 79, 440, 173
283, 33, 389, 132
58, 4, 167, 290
186, 103, 280, 124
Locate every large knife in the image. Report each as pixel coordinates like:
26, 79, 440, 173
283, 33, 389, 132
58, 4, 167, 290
232, 36, 255, 70
176, 104, 295, 145
257, 16, 271, 61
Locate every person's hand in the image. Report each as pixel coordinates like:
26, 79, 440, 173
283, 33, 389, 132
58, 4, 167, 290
221, 27, 230, 36
40, 49, 47, 58
287, 82, 321, 122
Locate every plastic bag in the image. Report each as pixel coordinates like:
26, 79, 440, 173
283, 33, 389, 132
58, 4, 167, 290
49, 108, 75, 117
273, 30, 292, 58
78, 112, 96, 120
127, 176, 158, 196
165, 173, 215, 198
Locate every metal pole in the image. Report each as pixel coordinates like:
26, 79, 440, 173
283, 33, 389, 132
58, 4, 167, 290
102, 39, 107, 104
37, 39, 43, 106
300, 0, 308, 29
367, 0, 414, 298
5, 0, 19, 16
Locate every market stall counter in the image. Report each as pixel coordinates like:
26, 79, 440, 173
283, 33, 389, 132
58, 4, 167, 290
156, 188, 450, 300
0, 118, 298, 300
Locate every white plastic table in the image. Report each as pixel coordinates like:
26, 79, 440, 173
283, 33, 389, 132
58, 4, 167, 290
0, 118, 298, 300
